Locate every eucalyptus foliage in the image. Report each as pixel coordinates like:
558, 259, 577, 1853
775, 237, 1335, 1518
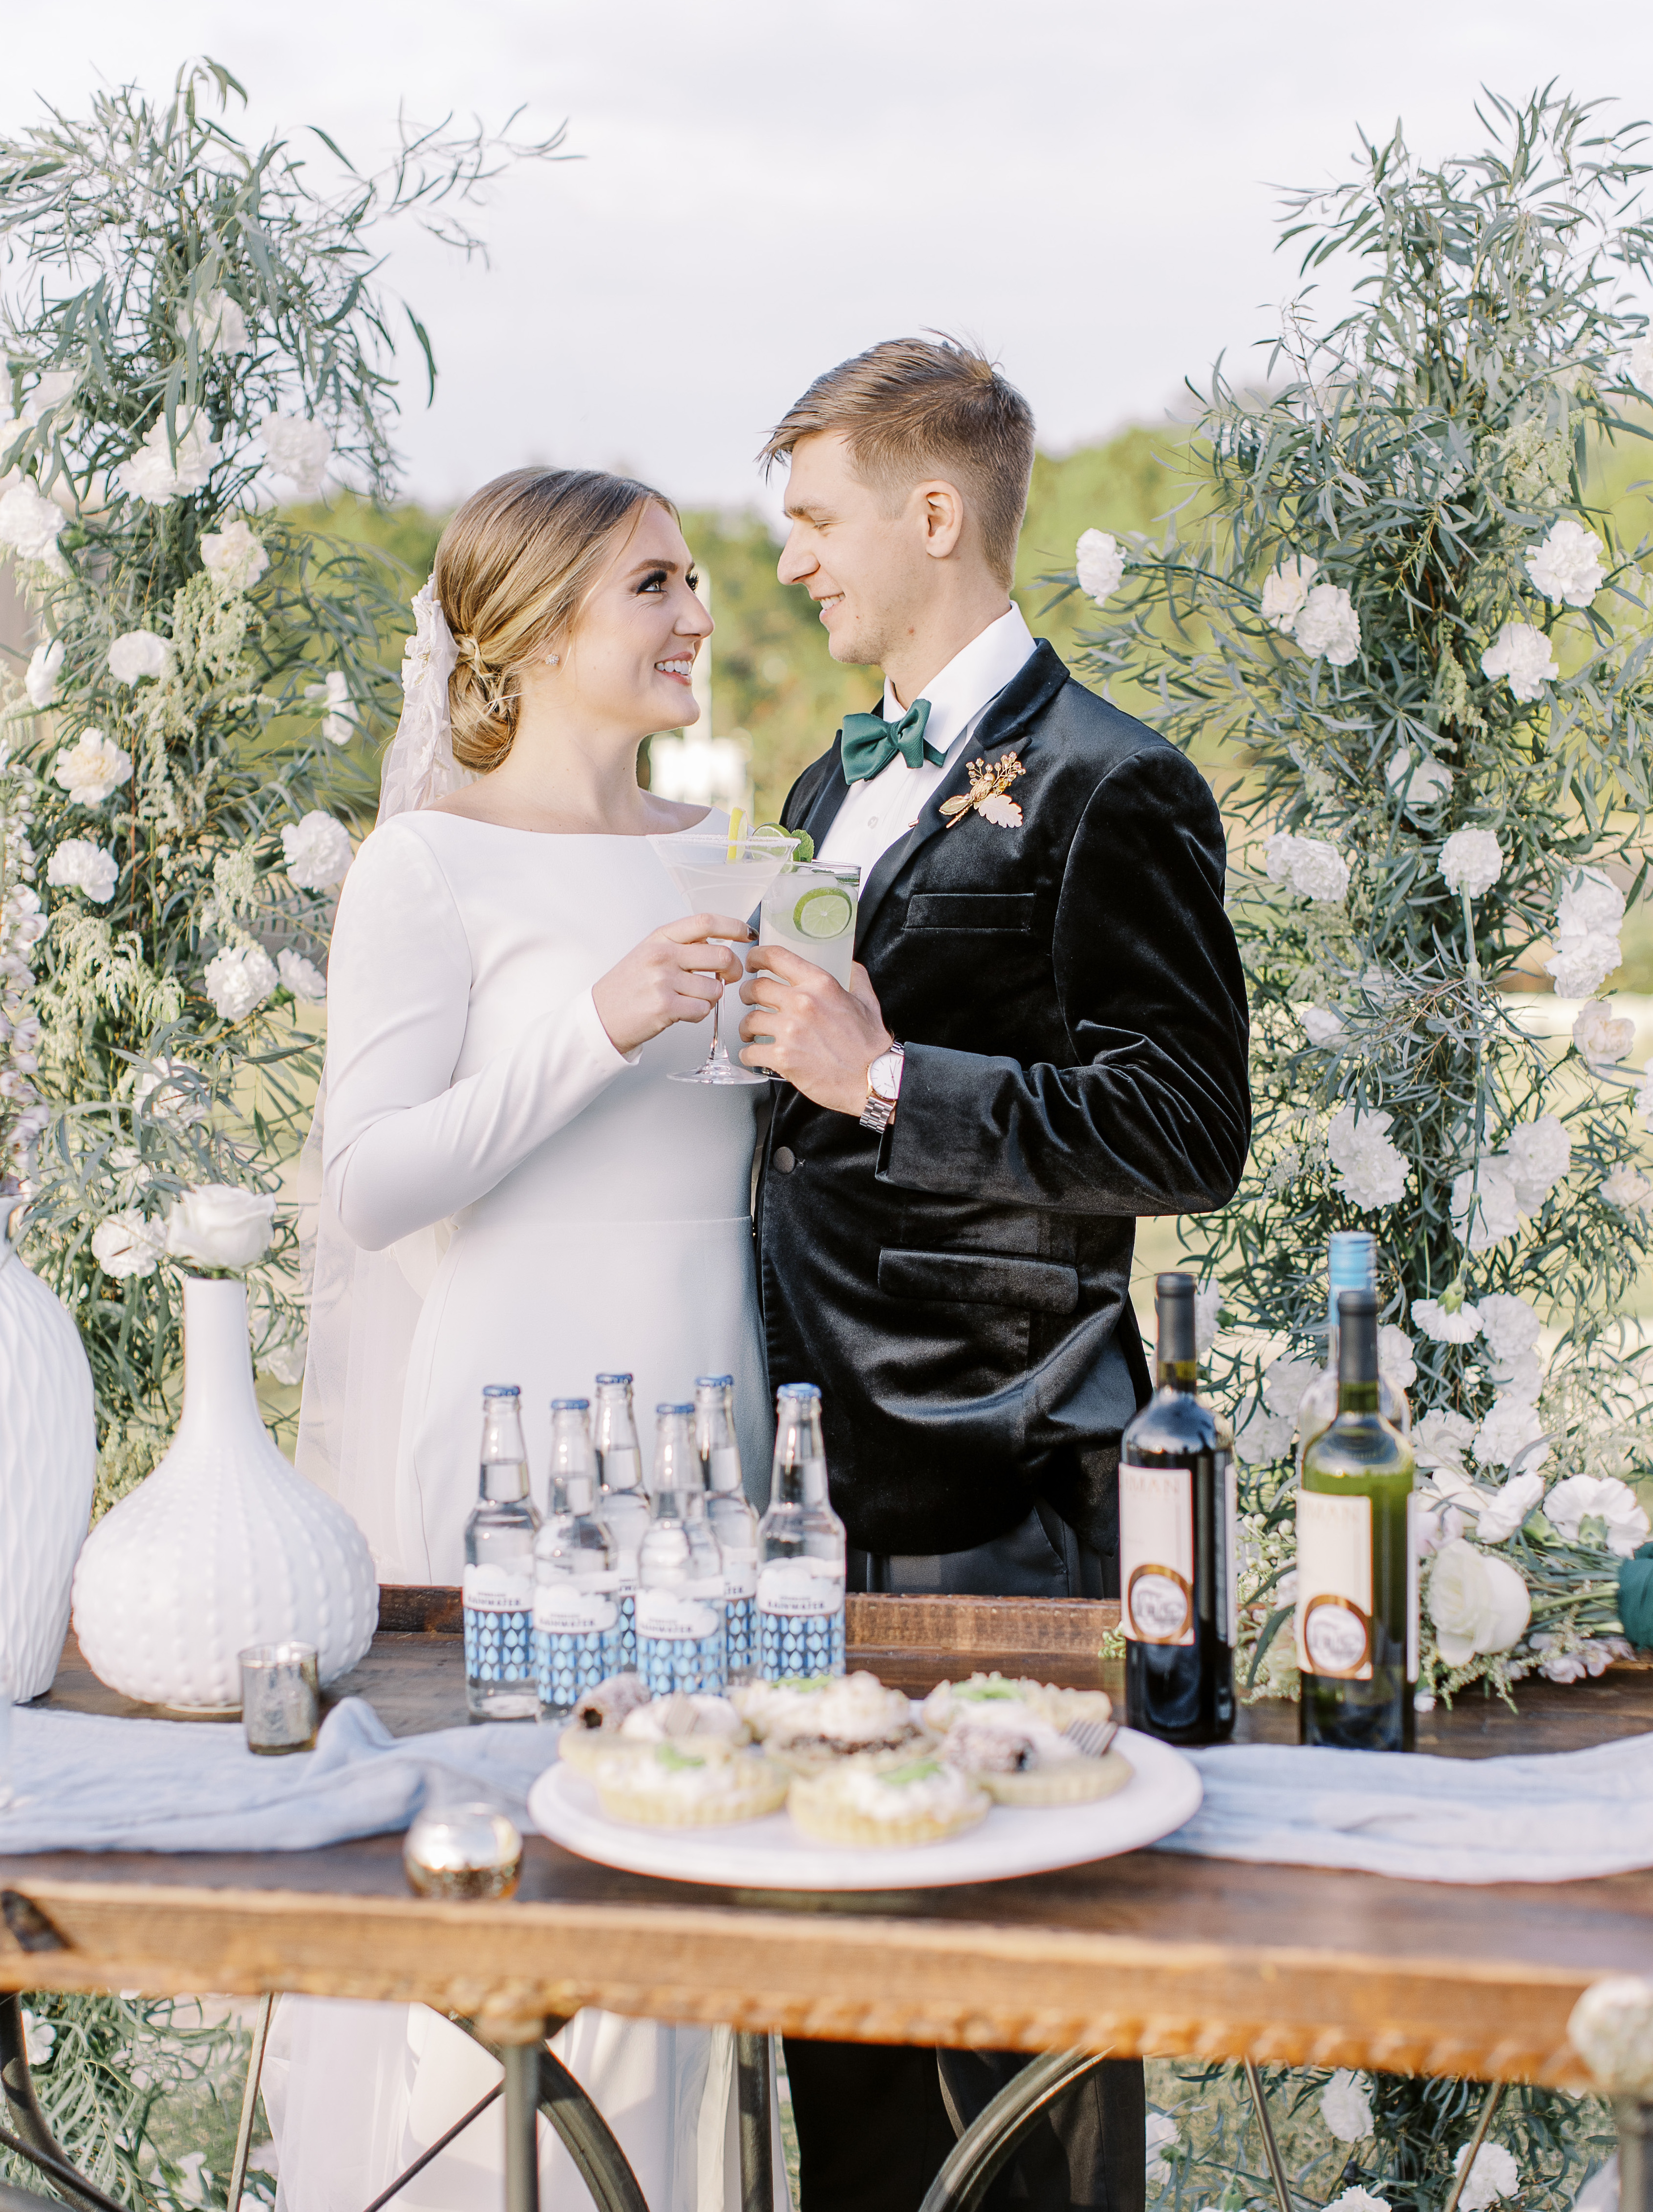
1063, 90, 1653, 1700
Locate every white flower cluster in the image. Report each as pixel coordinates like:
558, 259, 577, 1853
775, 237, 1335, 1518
25, 638, 64, 708
1524, 517, 1605, 608
45, 837, 118, 904
1300, 1003, 1342, 1045
263, 412, 331, 500
203, 942, 279, 1024
92, 1210, 166, 1280
278, 948, 326, 1002
1438, 827, 1503, 898
1386, 750, 1453, 809
1475, 1290, 1548, 1469
1602, 1163, 1653, 1212
281, 811, 353, 890
1233, 1354, 1318, 1466
108, 629, 171, 685
1317, 2070, 1373, 2143
176, 289, 249, 358
1450, 1115, 1571, 1253
0, 744, 46, 1184
52, 731, 132, 807
1481, 621, 1558, 702
0, 480, 68, 575
1453, 2142, 1520, 2212
1326, 1104, 1409, 1211
1074, 529, 1126, 604
1573, 1001, 1634, 1068
116, 409, 220, 504
1546, 867, 1623, 998
1261, 556, 1362, 665
201, 517, 269, 591
1543, 1473, 1651, 1558
1264, 831, 1349, 903
1531, 1630, 1635, 1684
305, 670, 357, 745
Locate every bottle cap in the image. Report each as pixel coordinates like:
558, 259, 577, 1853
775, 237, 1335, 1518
550, 1396, 590, 1412
595, 1372, 633, 1388
656, 1401, 694, 1417
482, 1384, 520, 1398
1156, 1273, 1197, 1366
694, 1374, 734, 1390
777, 1382, 821, 1402
1328, 1231, 1377, 1293
1336, 1288, 1378, 1319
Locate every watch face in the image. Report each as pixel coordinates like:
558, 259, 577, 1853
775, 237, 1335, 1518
870, 1053, 900, 1095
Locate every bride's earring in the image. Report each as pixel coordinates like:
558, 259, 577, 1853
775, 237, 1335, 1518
546, 652, 560, 667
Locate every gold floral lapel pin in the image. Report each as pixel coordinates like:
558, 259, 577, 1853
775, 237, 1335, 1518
942, 750, 1026, 830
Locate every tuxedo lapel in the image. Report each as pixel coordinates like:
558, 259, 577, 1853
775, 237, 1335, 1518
853, 640, 1071, 942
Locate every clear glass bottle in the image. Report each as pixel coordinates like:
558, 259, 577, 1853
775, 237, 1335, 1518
696, 1374, 759, 1686
756, 1382, 846, 1682
1297, 1288, 1418, 1753
593, 1372, 646, 1672
1119, 1272, 1236, 1745
532, 1398, 624, 1718
635, 1403, 727, 1696
462, 1385, 540, 1722
1295, 1231, 1410, 1473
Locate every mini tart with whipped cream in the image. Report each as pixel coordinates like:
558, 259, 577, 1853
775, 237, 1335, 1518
788, 1750, 990, 1848
939, 1714, 1132, 1808
921, 1672, 1113, 1739
733, 1670, 926, 1774
559, 1687, 747, 1776
593, 1738, 790, 1828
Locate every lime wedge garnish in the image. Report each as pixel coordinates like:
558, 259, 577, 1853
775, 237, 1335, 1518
793, 886, 853, 939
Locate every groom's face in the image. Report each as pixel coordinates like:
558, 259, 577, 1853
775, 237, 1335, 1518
777, 431, 936, 669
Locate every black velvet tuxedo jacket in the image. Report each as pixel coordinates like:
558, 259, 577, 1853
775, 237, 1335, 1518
754, 639, 1250, 1563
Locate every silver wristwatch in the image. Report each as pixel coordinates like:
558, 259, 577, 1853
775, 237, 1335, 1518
859, 1043, 904, 1133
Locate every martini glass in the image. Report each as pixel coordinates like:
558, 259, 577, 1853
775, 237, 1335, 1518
647, 828, 797, 1084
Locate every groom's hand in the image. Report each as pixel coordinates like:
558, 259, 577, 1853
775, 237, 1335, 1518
737, 947, 892, 1115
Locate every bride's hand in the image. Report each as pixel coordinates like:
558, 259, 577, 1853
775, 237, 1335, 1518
592, 915, 753, 1055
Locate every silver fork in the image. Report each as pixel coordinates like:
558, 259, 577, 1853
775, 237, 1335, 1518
1062, 1715, 1118, 1758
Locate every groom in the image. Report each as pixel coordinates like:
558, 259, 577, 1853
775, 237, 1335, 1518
740, 338, 1250, 2212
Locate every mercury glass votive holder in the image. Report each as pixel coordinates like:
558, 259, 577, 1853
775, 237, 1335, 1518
404, 1801, 523, 1900
239, 1642, 320, 1755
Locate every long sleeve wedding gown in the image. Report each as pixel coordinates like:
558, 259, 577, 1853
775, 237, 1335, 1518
274, 807, 784, 2212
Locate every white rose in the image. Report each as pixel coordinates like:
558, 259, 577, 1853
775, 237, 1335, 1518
277, 947, 327, 1002
1503, 1114, 1571, 1212
1412, 1298, 1482, 1345
1074, 529, 1126, 605
1377, 1324, 1417, 1392
107, 629, 171, 685
1386, 750, 1453, 807
132, 1055, 207, 1125
0, 481, 68, 572
280, 811, 353, 890
46, 838, 118, 904
1452, 2143, 1520, 2212
1475, 1471, 1546, 1544
1413, 1407, 1477, 1482
1481, 621, 1558, 702
1293, 583, 1361, 666
1429, 1537, 1531, 1666
165, 1183, 276, 1272
203, 942, 279, 1024
1573, 1001, 1634, 1068
262, 412, 331, 499
1318, 2070, 1373, 2144
1544, 1473, 1652, 1557
1524, 517, 1606, 608
115, 411, 220, 503
1194, 1279, 1221, 1353
1326, 1104, 1409, 1210
1300, 1004, 1343, 1045
1260, 556, 1318, 632
1602, 1163, 1653, 1212
304, 669, 357, 745
24, 638, 64, 709
176, 289, 249, 357
1438, 827, 1504, 897
201, 517, 269, 591
91, 1209, 166, 1281
52, 730, 132, 806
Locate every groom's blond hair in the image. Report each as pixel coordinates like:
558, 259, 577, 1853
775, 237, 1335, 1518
759, 336, 1034, 586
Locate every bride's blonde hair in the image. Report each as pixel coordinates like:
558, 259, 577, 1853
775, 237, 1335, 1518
434, 467, 672, 773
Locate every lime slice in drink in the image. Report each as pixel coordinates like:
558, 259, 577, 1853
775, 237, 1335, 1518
793, 886, 854, 939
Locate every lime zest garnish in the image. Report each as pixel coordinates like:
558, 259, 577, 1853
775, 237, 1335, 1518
792, 886, 854, 939
880, 1757, 943, 1787
959, 1683, 1020, 1701
654, 1742, 707, 1771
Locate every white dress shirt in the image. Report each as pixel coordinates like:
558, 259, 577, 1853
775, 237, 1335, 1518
817, 604, 1037, 883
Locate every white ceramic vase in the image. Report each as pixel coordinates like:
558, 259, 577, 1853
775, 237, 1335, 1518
0, 1229, 96, 1699
72, 1275, 378, 1712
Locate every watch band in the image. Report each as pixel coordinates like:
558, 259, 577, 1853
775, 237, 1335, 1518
859, 1042, 904, 1134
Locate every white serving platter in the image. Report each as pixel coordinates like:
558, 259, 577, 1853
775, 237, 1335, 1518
527, 1727, 1202, 1892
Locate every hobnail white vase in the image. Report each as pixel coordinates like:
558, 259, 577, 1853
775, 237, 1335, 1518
0, 1229, 96, 1700
72, 1275, 378, 1712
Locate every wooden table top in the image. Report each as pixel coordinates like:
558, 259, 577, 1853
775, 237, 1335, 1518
3, 1593, 1649, 2083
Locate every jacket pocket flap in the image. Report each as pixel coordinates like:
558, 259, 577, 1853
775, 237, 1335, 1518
878, 1248, 1079, 1315
904, 891, 1037, 933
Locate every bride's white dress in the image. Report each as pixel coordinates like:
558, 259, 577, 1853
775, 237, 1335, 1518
274, 806, 784, 2212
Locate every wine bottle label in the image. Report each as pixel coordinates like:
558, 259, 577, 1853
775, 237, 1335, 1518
1295, 1490, 1373, 1680
534, 1576, 620, 1635
635, 1586, 723, 1641
721, 1553, 758, 1603
757, 1559, 845, 1618
1119, 1462, 1194, 1645
462, 1563, 535, 1614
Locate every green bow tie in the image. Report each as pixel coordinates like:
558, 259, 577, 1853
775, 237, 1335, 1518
840, 697, 941, 784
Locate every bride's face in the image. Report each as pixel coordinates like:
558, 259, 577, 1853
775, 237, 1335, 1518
558, 501, 712, 734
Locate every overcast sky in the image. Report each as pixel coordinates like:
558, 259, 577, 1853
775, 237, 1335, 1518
4, 1, 1651, 519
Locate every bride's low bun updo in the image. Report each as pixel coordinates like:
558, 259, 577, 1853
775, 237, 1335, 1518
434, 467, 673, 773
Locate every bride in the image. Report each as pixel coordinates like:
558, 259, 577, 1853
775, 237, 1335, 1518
266, 467, 781, 2211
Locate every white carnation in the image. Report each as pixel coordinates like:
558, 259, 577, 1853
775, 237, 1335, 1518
1503, 1114, 1571, 1212
1452, 2143, 1520, 2212
1263, 1356, 1320, 1420
1300, 1004, 1343, 1045
165, 1183, 276, 1272
1413, 1408, 1477, 1481
1326, 1104, 1409, 1210
1476, 1471, 1546, 1545
1481, 621, 1558, 703
1326, 2190, 1390, 2212
1429, 1538, 1531, 1667
177, 289, 248, 357
1412, 1298, 1482, 1345
1144, 2114, 1179, 2182
1265, 832, 1350, 903
1474, 1395, 1547, 1471
1232, 1396, 1296, 1467
1602, 1164, 1653, 1212
1075, 529, 1126, 604
262, 412, 331, 499
201, 517, 269, 590
1386, 750, 1453, 806
203, 943, 279, 1023
1546, 867, 1624, 999
1573, 1001, 1634, 1068
1194, 1279, 1221, 1354
115, 410, 221, 503
1524, 517, 1605, 608
1477, 1293, 1543, 1364
52, 730, 132, 806
305, 669, 357, 745
1634, 1057, 1653, 1132
258, 1333, 309, 1387
20, 369, 80, 426
1318, 2070, 1373, 2144
91, 1209, 165, 1281
0, 481, 67, 571
108, 629, 171, 684
280, 811, 353, 890
277, 948, 327, 1002
1261, 556, 1318, 632
1438, 827, 1504, 897
46, 838, 118, 904
132, 1055, 206, 1125
1629, 335, 1653, 392
1378, 1324, 1417, 1392
1451, 1157, 1523, 1250
1293, 583, 1361, 666
24, 638, 64, 709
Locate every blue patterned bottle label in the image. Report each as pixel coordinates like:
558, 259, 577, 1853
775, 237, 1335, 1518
757, 1560, 846, 1681
463, 1564, 536, 1685
533, 1575, 624, 1709
635, 1583, 727, 1696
